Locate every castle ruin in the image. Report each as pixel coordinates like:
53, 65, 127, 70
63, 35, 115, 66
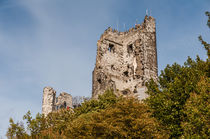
92, 15, 157, 99
42, 15, 158, 116
42, 87, 73, 116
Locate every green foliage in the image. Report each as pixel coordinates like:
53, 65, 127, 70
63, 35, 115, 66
146, 11, 210, 138
7, 90, 167, 138
146, 50, 209, 138
199, 11, 210, 58
205, 11, 210, 28
6, 118, 28, 139
67, 98, 168, 138
44, 89, 122, 137
181, 77, 210, 138
23, 111, 47, 137
46, 108, 74, 135
74, 89, 120, 117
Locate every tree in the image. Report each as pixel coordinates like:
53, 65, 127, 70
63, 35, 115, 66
199, 11, 210, 58
6, 118, 28, 139
23, 111, 47, 137
145, 11, 210, 138
73, 89, 120, 117
6, 90, 121, 138
66, 98, 169, 138
7, 90, 168, 138
181, 76, 210, 138
181, 12, 210, 137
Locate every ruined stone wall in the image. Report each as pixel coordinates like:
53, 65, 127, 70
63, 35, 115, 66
56, 92, 73, 109
92, 16, 157, 99
42, 87, 72, 116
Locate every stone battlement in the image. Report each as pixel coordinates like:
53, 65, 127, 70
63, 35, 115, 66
99, 16, 155, 40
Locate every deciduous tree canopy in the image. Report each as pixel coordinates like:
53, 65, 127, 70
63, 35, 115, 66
145, 11, 210, 138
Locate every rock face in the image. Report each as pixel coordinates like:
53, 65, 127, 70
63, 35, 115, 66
92, 15, 158, 99
42, 87, 72, 116
56, 92, 73, 110
42, 87, 56, 116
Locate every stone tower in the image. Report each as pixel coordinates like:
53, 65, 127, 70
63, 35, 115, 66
42, 87, 56, 116
92, 15, 157, 99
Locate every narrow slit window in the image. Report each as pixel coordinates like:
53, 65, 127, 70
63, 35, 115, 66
111, 65, 114, 70
64, 101, 67, 108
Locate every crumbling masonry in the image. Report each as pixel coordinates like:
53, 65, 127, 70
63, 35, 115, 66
92, 16, 158, 99
42, 87, 72, 116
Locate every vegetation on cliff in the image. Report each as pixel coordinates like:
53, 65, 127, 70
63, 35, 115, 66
7, 12, 209, 139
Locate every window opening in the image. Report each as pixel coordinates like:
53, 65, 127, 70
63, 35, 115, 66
97, 78, 102, 84
123, 71, 129, 77
108, 44, 114, 53
127, 44, 133, 54
122, 90, 128, 95
111, 65, 114, 70
64, 101, 67, 108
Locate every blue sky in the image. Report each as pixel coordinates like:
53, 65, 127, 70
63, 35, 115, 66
0, 0, 209, 137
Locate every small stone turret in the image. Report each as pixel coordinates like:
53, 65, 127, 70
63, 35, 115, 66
42, 87, 56, 116
92, 16, 158, 99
